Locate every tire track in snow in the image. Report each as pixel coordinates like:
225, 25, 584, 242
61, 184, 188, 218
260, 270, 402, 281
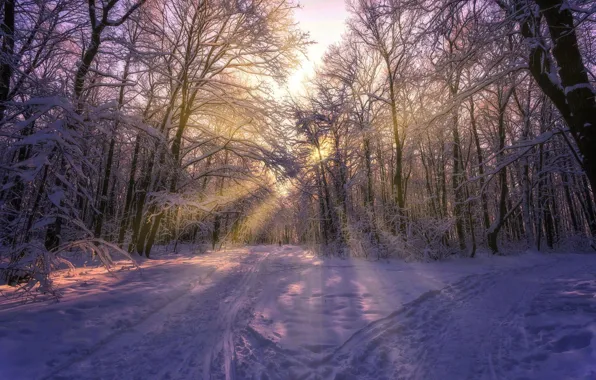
234, 255, 578, 380
327, 257, 577, 380
205, 247, 273, 380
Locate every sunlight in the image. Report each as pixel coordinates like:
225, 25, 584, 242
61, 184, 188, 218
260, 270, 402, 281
202, 181, 260, 208
4, 0, 595, 377
237, 192, 283, 240
285, 0, 348, 95
339, 256, 397, 323
308, 138, 333, 164
274, 179, 293, 197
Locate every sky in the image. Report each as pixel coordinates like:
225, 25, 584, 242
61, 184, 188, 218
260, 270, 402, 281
287, 0, 350, 93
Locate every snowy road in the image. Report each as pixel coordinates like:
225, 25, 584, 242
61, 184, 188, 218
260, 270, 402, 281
50, 248, 272, 380
1, 246, 596, 379
1, 247, 273, 380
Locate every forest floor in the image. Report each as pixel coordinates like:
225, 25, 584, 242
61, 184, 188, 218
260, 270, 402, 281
1, 246, 596, 379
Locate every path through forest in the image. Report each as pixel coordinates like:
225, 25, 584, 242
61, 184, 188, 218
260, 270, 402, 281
1, 246, 596, 379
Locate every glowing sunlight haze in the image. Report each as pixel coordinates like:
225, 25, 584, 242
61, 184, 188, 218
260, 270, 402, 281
288, 0, 349, 94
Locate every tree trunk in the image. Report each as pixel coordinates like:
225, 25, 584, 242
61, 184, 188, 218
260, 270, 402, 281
0, 0, 15, 120
452, 111, 466, 251
384, 54, 405, 233
469, 99, 491, 231
118, 134, 141, 246
523, 0, 596, 202
94, 58, 131, 238
487, 87, 513, 254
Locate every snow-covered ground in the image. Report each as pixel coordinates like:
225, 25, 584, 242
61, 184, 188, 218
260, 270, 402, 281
1, 246, 595, 379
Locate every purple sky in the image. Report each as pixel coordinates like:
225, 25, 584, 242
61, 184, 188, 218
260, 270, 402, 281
288, 0, 349, 92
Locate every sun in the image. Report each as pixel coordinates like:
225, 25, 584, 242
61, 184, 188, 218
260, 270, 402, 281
308, 137, 333, 164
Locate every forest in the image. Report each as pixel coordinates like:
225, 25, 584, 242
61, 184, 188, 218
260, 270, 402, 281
0, 0, 595, 291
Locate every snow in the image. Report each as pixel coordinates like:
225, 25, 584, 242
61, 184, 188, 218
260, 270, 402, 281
47, 189, 65, 207
249, 247, 542, 351
564, 83, 595, 96
1, 246, 596, 379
